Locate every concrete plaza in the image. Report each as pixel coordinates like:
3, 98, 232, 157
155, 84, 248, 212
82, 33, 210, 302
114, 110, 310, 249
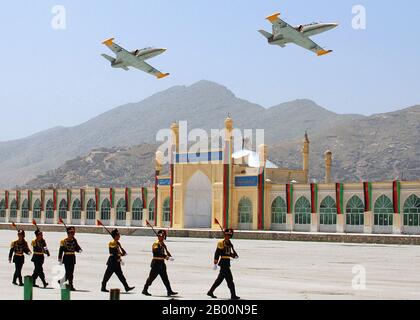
1, 230, 419, 300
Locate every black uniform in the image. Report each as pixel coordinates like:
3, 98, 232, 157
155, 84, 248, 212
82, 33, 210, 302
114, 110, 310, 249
58, 237, 82, 290
208, 238, 239, 299
31, 238, 50, 287
9, 239, 31, 285
142, 239, 176, 296
101, 239, 133, 292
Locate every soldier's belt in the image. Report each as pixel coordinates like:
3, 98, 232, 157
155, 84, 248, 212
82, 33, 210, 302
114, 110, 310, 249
152, 257, 166, 260
14, 253, 24, 256
33, 252, 44, 255
221, 256, 232, 259
64, 252, 75, 255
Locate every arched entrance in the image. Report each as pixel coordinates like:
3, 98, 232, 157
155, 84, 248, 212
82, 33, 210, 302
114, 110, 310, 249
184, 171, 212, 228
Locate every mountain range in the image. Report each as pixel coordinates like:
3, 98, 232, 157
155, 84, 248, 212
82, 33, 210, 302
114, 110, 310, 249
0, 80, 418, 188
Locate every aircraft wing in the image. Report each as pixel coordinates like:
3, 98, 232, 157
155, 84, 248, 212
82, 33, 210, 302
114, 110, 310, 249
130, 59, 169, 79
266, 13, 332, 56
102, 38, 127, 55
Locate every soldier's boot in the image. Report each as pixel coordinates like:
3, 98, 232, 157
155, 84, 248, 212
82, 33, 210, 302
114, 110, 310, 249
42, 279, 49, 288
12, 274, 18, 286
101, 282, 109, 293
167, 290, 178, 297
123, 281, 135, 293
18, 276, 23, 287
207, 283, 219, 299
228, 283, 240, 300
142, 285, 152, 296
69, 281, 76, 291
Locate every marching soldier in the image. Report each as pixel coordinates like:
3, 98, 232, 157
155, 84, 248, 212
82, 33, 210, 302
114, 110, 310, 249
58, 226, 82, 291
207, 228, 240, 300
101, 229, 135, 293
31, 229, 50, 288
142, 230, 178, 297
8, 229, 31, 286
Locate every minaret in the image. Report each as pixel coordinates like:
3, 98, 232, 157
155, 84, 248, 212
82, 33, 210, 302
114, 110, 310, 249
170, 122, 179, 154
224, 116, 233, 141
325, 150, 332, 184
301, 131, 310, 183
222, 116, 233, 229
155, 150, 163, 174
259, 144, 268, 169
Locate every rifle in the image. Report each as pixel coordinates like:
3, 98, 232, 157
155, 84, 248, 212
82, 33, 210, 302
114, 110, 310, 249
11, 221, 19, 231
32, 219, 40, 231
96, 219, 127, 255
214, 218, 239, 258
58, 217, 68, 230
145, 220, 172, 258
32, 219, 50, 256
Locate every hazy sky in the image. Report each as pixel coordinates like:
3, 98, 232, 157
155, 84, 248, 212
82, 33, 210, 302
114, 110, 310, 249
1, 0, 419, 141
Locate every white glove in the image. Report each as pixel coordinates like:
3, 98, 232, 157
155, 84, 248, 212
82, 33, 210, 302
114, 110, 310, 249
120, 260, 125, 266
79, 249, 83, 253
58, 260, 63, 265
169, 257, 175, 262
233, 256, 239, 260
213, 264, 218, 270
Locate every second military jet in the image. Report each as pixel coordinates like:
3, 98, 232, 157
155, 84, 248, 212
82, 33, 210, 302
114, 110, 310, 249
101, 38, 169, 79
259, 12, 338, 56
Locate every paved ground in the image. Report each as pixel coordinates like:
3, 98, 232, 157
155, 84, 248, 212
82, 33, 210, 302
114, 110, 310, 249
0, 230, 419, 300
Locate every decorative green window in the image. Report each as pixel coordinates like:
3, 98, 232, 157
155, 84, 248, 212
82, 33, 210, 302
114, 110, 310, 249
59, 199, 67, 219
238, 197, 253, 224
0, 199, 6, 218
101, 199, 111, 221
33, 199, 41, 219
294, 196, 311, 225
46, 199, 54, 219
21, 199, 29, 218
374, 195, 394, 226
116, 199, 126, 221
346, 196, 364, 226
132, 198, 143, 221
10, 200, 17, 218
162, 197, 171, 222
403, 195, 420, 227
86, 199, 96, 220
148, 199, 155, 221
320, 196, 337, 225
271, 197, 286, 224
72, 199, 81, 220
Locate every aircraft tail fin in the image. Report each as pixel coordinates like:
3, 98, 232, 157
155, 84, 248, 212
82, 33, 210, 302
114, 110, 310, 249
317, 49, 333, 56
258, 30, 273, 40
101, 53, 115, 63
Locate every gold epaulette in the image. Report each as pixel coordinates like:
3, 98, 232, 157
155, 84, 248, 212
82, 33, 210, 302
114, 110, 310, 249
152, 240, 160, 250
217, 240, 225, 250
60, 239, 65, 246
109, 240, 117, 249
31, 240, 36, 247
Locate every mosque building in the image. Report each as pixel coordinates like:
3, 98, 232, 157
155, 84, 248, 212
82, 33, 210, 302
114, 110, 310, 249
1, 117, 420, 235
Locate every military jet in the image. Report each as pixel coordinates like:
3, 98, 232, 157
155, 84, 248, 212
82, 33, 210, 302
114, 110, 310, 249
101, 38, 169, 79
259, 12, 338, 56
